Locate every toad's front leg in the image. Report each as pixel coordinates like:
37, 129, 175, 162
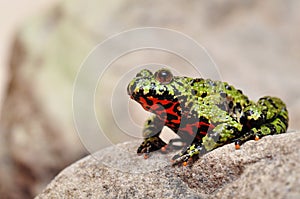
137, 115, 166, 158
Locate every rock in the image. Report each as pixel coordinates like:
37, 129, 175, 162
1, 0, 300, 198
36, 132, 300, 198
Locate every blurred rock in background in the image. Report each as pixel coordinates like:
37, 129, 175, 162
0, 0, 299, 198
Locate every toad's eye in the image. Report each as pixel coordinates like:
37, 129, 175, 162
154, 69, 173, 84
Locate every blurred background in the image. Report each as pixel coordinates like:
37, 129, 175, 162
0, 0, 299, 198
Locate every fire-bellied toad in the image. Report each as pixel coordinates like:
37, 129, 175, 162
127, 68, 289, 166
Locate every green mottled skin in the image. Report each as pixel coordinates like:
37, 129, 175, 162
127, 68, 289, 165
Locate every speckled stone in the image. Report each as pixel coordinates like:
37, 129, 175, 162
36, 131, 300, 199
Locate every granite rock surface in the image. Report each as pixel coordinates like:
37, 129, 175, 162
36, 132, 300, 199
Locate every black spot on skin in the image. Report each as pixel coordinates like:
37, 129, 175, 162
173, 103, 181, 115
260, 114, 266, 123
167, 114, 179, 122
234, 103, 242, 113
226, 125, 236, 131
246, 109, 254, 117
259, 97, 268, 101
200, 116, 209, 124
277, 114, 288, 126
199, 125, 209, 132
192, 89, 198, 95
220, 92, 227, 98
265, 123, 276, 134
170, 114, 178, 120
138, 88, 144, 95
225, 85, 232, 90
155, 93, 169, 100
145, 97, 153, 106
236, 103, 242, 110
226, 126, 239, 136
191, 78, 203, 86
237, 89, 243, 94
277, 122, 284, 130
161, 102, 173, 109
229, 101, 234, 109
240, 114, 247, 125
176, 81, 184, 87
267, 98, 279, 109
201, 92, 207, 98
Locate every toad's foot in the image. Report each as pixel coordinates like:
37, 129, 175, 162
137, 136, 166, 159
172, 144, 207, 166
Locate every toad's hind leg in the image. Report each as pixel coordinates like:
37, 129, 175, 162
171, 143, 206, 166
235, 96, 289, 148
